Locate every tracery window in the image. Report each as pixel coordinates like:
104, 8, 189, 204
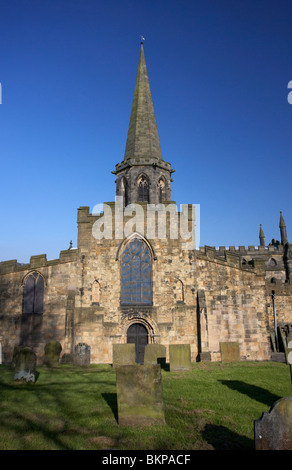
120, 238, 152, 305
23, 271, 44, 314
137, 175, 149, 202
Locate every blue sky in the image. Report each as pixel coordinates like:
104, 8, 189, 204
0, 0, 291, 263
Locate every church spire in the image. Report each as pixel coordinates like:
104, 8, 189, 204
113, 42, 174, 205
123, 42, 163, 164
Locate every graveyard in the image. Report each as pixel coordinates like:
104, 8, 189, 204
0, 345, 291, 450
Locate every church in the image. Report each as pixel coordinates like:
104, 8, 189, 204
0, 42, 291, 365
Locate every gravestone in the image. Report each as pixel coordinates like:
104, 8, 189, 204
220, 342, 240, 362
254, 397, 292, 450
44, 340, 62, 367
144, 344, 166, 368
112, 344, 136, 367
74, 343, 90, 366
60, 353, 73, 364
11, 346, 22, 368
169, 344, 191, 371
115, 364, 165, 426
14, 347, 37, 383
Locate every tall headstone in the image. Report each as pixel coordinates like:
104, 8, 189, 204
254, 397, 292, 450
74, 342, 90, 366
144, 344, 166, 368
169, 344, 191, 371
44, 340, 62, 367
14, 347, 37, 383
116, 364, 165, 426
220, 342, 240, 362
112, 344, 136, 367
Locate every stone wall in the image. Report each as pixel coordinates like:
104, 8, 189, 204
0, 204, 291, 365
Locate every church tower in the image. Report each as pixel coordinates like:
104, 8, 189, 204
112, 41, 175, 205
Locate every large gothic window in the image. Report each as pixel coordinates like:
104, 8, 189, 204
23, 271, 44, 314
137, 175, 149, 202
121, 238, 152, 305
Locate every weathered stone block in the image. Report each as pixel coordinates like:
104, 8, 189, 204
144, 344, 166, 367
112, 344, 136, 367
169, 344, 191, 371
115, 364, 165, 426
254, 397, 292, 450
74, 342, 90, 366
220, 342, 240, 362
14, 347, 37, 383
44, 340, 62, 367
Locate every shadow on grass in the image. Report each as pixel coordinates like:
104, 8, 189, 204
102, 393, 118, 423
219, 380, 281, 407
202, 423, 254, 450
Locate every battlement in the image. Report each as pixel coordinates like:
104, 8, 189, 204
0, 248, 78, 275
196, 244, 285, 272
198, 244, 284, 255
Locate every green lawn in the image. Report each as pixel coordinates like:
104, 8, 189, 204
0, 361, 291, 450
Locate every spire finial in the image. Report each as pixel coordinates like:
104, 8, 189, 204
259, 224, 265, 247
140, 35, 145, 45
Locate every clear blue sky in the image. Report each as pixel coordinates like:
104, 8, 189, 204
0, 0, 291, 263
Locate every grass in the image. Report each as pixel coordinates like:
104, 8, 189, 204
0, 361, 291, 450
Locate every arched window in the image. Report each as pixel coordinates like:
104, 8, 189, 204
23, 271, 44, 314
121, 238, 152, 305
120, 177, 128, 207
92, 280, 101, 304
158, 178, 165, 203
174, 279, 184, 302
137, 175, 149, 202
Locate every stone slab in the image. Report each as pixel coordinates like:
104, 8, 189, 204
115, 364, 165, 426
220, 342, 240, 362
14, 347, 37, 383
254, 397, 292, 450
44, 340, 62, 367
144, 344, 166, 367
112, 344, 136, 367
74, 342, 91, 366
169, 344, 191, 371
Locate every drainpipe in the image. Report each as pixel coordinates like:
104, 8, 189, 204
272, 290, 278, 351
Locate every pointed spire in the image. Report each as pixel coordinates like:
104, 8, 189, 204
123, 42, 163, 163
279, 211, 288, 245
259, 224, 265, 247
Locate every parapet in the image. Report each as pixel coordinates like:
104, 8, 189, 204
0, 248, 78, 275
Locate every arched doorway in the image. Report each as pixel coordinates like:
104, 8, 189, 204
127, 323, 148, 364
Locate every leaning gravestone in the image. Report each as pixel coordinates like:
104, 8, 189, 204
112, 344, 136, 367
74, 343, 90, 366
169, 344, 191, 371
220, 342, 240, 362
144, 344, 166, 368
44, 340, 62, 367
116, 364, 165, 426
14, 347, 37, 383
254, 397, 292, 450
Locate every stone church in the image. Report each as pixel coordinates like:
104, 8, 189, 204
0, 43, 291, 365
